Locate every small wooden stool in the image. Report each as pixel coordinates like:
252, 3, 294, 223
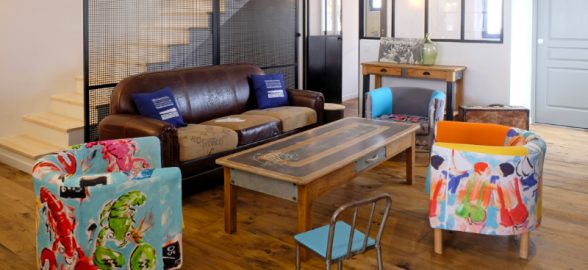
324, 103, 345, 123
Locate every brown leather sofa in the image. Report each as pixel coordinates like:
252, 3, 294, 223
99, 64, 325, 182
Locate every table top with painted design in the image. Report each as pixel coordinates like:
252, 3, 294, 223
216, 117, 419, 185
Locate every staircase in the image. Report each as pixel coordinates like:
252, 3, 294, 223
0, 0, 250, 174
0, 77, 85, 173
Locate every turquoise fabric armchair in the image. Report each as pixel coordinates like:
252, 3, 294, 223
33, 136, 183, 270
365, 87, 446, 151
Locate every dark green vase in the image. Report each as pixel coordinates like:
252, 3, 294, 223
422, 33, 438, 66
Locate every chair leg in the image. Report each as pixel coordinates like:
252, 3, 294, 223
519, 231, 529, 259
376, 245, 383, 270
434, 229, 443, 254
296, 243, 301, 270
337, 261, 343, 270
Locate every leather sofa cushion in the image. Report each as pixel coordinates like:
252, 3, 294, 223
243, 106, 317, 132
202, 115, 281, 146
177, 124, 238, 162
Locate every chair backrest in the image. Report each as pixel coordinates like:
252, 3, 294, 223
436, 120, 511, 146
325, 193, 393, 261
391, 87, 436, 117
33, 137, 162, 182
365, 87, 441, 119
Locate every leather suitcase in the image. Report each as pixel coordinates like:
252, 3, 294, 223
459, 105, 530, 130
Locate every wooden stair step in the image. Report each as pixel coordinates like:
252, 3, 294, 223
0, 135, 63, 160
22, 112, 83, 132
75, 77, 84, 94
51, 92, 83, 106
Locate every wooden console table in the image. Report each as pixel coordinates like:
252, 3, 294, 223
361, 62, 466, 120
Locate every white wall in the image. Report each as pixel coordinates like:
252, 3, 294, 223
510, 0, 533, 109
0, 1, 83, 137
342, 0, 359, 101
356, 0, 514, 107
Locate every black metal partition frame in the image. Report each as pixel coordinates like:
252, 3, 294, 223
84, 0, 299, 142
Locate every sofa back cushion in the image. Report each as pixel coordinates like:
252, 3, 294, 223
110, 64, 264, 124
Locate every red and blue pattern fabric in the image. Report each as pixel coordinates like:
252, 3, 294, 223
33, 136, 183, 270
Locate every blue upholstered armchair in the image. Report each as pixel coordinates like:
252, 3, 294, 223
33, 136, 183, 270
365, 87, 446, 151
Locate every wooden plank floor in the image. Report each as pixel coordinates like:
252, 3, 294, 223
1, 100, 588, 269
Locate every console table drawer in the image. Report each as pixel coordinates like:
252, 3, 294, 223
355, 147, 387, 173
364, 66, 402, 76
406, 69, 447, 80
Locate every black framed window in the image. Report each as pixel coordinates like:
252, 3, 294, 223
425, 0, 503, 43
360, 0, 392, 39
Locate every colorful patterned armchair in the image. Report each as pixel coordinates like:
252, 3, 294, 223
365, 87, 445, 151
427, 121, 546, 258
33, 137, 183, 270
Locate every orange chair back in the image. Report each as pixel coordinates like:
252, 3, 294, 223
436, 121, 510, 146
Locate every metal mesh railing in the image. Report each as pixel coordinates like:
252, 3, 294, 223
85, 0, 297, 142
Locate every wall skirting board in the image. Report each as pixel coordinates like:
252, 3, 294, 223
342, 93, 359, 102
0, 147, 34, 174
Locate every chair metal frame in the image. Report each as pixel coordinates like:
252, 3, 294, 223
295, 193, 393, 270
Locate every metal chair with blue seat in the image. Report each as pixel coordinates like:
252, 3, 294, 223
294, 193, 393, 270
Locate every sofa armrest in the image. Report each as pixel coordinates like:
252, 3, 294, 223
99, 114, 179, 167
287, 88, 325, 124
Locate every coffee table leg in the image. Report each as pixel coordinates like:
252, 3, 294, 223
297, 186, 312, 261
224, 167, 237, 233
406, 134, 415, 185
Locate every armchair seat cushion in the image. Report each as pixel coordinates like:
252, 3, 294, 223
243, 106, 317, 132
202, 114, 281, 146
177, 124, 239, 162
377, 114, 430, 136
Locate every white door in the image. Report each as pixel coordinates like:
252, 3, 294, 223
535, 0, 588, 129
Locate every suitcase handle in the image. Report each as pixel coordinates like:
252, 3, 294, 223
488, 104, 506, 107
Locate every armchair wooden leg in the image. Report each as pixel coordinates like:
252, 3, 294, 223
520, 232, 529, 259
434, 229, 443, 254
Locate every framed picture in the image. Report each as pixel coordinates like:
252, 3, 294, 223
378, 37, 423, 64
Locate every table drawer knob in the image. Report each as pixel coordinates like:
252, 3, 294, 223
380, 68, 388, 72
423, 71, 431, 76
365, 155, 379, 163
355, 148, 387, 173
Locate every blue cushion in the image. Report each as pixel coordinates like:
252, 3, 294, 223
294, 221, 376, 260
368, 87, 393, 118
131, 87, 186, 128
250, 74, 289, 109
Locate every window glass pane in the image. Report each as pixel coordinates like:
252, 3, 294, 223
371, 0, 382, 10
324, 0, 341, 35
364, 0, 381, 37
464, 0, 503, 41
395, 0, 425, 38
427, 0, 462, 40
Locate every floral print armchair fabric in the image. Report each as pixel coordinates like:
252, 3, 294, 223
427, 121, 546, 258
365, 87, 445, 151
33, 136, 183, 270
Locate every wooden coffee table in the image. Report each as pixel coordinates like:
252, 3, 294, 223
216, 117, 419, 258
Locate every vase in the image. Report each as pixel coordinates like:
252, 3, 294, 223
422, 33, 438, 66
